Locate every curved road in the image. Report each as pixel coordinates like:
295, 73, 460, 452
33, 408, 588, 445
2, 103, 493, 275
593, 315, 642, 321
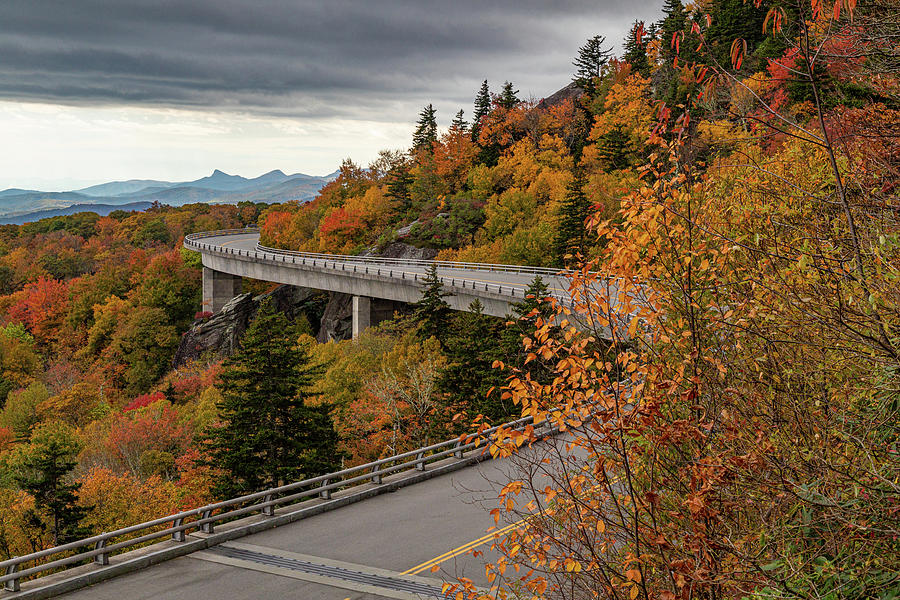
185, 230, 576, 314
55, 441, 571, 600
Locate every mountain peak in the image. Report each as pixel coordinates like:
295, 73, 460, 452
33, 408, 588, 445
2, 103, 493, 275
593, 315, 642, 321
211, 169, 230, 177
263, 169, 286, 177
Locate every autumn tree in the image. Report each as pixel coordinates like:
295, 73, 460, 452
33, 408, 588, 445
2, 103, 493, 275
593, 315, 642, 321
205, 299, 341, 498
458, 3, 900, 600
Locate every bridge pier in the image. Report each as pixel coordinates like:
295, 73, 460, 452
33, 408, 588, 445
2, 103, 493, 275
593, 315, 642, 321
352, 296, 407, 339
202, 267, 242, 314
352, 295, 370, 339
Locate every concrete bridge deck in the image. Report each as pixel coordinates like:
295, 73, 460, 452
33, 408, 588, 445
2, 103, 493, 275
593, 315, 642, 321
52, 449, 537, 600
184, 230, 577, 335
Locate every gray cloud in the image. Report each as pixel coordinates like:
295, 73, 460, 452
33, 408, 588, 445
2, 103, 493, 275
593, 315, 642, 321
0, 0, 662, 123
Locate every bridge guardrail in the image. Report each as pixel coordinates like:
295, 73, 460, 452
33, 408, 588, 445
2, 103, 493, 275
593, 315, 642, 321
183, 230, 572, 301
185, 229, 565, 276
1, 413, 554, 593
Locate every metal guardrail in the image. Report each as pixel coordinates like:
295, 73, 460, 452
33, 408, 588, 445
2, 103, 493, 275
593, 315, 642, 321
183, 229, 570, 301
185, 229, 564, 276
254, 243, 563, 276
1, 414, 554, 592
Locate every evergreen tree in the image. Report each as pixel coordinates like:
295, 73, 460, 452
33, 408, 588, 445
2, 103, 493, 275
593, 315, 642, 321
554, 171, 593, 266
412, 104, 438, 152
572, 35, 613, 95
659, 0, 689, 60
472, 80, 491, 141
205, 299, 341, 498
500, 277, 558, 384
385, 162, 414, 215
596, 124, 632, 170
413, 264, 452, 346
704, 0, 768, 69
623, 20, 651, 77
440, 300, 512, 425
13, 423, 90, 546
449, 109, 468, 133
656, 0, 702, 103
498, 81, 520, 110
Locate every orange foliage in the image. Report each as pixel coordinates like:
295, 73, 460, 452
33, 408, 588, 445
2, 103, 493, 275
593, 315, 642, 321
0, 426, 14, 452
77, 467, 182, 533
102, 401, 193, 476
4, 277, 69, 343
317, 206, 366, 253
434, 128, 477, 193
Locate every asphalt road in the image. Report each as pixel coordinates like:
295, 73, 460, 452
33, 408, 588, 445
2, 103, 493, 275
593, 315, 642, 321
196, 231, 575, 301
58, 449, 556, 600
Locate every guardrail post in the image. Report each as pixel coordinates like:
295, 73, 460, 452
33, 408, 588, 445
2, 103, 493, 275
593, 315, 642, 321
200, 509, 214, 534
4, 565, 19, 592
171, 517, 185, 542
453, 440, 464, 459
94, 539, 109, 565
262, 494, 275, 516
416, 451, 426, 471
319, 479, 331, 499
370, 466, 383, 484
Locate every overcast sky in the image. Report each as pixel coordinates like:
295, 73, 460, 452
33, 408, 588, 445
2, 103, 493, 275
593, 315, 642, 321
0, 0, 661, 190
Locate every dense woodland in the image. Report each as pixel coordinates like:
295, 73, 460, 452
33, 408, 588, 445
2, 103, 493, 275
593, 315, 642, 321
0, 0, 897, 597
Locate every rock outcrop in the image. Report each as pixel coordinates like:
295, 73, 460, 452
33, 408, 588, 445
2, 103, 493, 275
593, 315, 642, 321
364, 241, 438, 261
316, 292, 354, 343
173, 285, 325, 367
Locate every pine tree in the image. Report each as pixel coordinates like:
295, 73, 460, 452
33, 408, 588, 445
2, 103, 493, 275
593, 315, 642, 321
623, 20, 651, 77
449, 110, 468, 133
705, 0, 768, 68
498, 81, 520, 110
572, 35, 613, 95
472, 80, 491, 141
554, 171, 593, 266
500, 277, 558, 384
412, 104, 438, 152
659, 0, 688, 59
440, 300, 512, 425
596, 124, 632, 170
14, 424, 90, 546
205, 299, 341, 498
413, 264, 452, 346
656, 0, 702, 103
386, 162, 414, 215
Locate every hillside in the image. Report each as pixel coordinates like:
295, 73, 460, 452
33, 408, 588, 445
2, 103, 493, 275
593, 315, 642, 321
0, 0, 897, 596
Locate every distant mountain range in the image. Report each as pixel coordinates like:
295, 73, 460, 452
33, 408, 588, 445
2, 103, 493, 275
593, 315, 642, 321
0, 169, 338, 225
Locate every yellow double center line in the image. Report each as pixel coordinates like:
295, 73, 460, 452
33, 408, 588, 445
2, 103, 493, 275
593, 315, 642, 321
403, 479, 619, 576
400, 518, 526, 575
